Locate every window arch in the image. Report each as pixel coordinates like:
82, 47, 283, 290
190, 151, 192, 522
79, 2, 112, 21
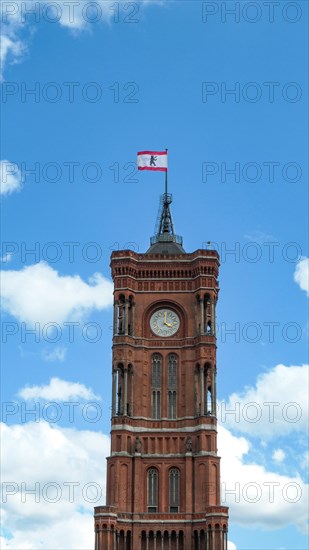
167, 354, 177, 419
169, 468, 180, 512
152, 354, 162, 419
147, 468, 158, 512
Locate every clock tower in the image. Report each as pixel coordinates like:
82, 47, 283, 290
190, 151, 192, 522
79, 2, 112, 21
94, 192, 229, 549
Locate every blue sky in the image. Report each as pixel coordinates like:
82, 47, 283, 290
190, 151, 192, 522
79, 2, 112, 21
1, 1, 308, 548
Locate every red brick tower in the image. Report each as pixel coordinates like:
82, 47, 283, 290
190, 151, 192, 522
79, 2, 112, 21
94, 192, 228, 549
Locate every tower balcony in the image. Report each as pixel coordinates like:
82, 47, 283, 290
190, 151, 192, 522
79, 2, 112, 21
149, 233, 184, 247
113, 333, 216, 348
94, 507, 229, 522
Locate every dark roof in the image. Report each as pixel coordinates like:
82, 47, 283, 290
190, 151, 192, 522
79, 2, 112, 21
147, 192, 185, 254
146, 238, 185, 255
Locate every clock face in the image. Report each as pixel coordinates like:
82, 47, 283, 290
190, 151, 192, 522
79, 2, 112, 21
150, 309, 180, 337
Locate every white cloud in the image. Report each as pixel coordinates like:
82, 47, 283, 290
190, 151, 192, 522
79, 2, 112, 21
2, 419, 307, 548
0, 34, 25, 80
244, 230, 276, 244
272, 449, 285, 463
218, 425, 308, 534
0, 252, 13, 263
18, 377, 100, 401
0, 1, 165, 78
0, 513, 94, 550
55, 0, 112, 30
1, 261, 113, 325
218, 364, 308, 438
294, 257, 309, 296
41, 346, 67, 362
300, 451, 309, 471
0, 160, 22, 195
1, 421, 110, 549
0, 0, 28, 81
227, 543, 237, 550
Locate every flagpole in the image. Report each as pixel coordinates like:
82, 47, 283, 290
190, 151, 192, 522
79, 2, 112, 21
165, 148, 168, 196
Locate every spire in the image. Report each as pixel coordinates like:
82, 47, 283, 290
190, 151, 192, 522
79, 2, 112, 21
147, 192, 185, 254
158, 193, 175, 237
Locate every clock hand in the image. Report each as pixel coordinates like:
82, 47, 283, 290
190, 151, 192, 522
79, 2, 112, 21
163, 312, 170, 326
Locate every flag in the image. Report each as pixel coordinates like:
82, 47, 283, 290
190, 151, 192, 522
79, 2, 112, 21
137, 150, 168, 172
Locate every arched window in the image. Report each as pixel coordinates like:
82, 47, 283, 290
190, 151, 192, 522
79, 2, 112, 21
152, 354, 162, 419
147, 468, 158, 512
169, 468, 180, 512
167, 354, 177, 419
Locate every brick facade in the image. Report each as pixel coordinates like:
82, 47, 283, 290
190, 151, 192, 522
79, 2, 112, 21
94, 248, 229, 549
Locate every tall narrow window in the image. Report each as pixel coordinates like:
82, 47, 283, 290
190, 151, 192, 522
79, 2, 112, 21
117, 295, 125, 335
169, 468, 180, 512
147, 468, 158, 512
128, 295, 134, 336
167, 354, 177, 419
116, 365, 124, 415
152, 354, 162, 419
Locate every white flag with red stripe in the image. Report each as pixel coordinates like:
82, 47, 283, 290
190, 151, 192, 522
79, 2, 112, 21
137, 150, 168, 172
